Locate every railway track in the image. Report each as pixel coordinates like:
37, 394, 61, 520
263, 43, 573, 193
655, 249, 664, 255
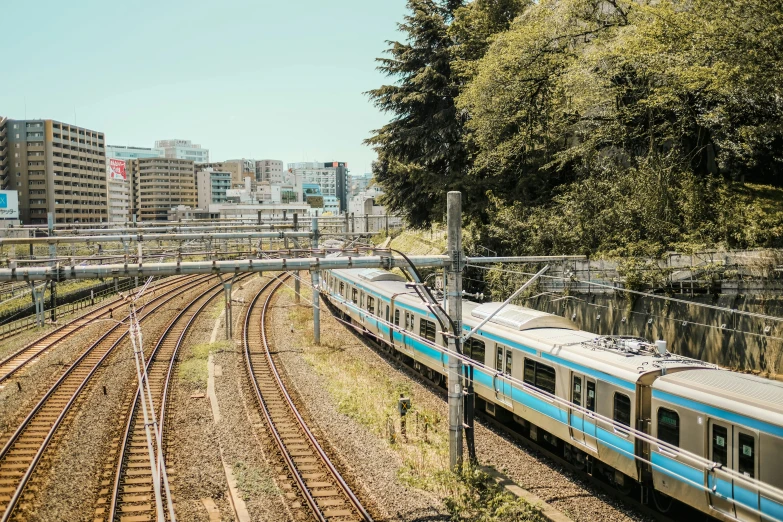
0, 274, 216, 521
244, 275, 373, 522
104, 273, 252, 522
0, 275, 191, 386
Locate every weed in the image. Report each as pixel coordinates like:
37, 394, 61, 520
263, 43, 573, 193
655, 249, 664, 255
233, 461, 279, 499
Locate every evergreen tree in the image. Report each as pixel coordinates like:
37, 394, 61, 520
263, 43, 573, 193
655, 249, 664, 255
365, 0, 466, 227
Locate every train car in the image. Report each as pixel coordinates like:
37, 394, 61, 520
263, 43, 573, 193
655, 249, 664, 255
320, 267, 783, 520
651, 369, 783, 522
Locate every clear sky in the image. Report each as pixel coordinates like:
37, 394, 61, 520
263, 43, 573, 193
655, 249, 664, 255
1, 0, 408, 174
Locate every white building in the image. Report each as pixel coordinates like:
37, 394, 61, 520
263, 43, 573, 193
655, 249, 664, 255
155, 139, 209, 163
196, 169, 232, 209
349, 186, 386, 216
105, 145, 165, 224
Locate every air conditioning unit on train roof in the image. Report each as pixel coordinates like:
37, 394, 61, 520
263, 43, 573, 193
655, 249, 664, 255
470, 302, 577, 331
356, 268, 406, 282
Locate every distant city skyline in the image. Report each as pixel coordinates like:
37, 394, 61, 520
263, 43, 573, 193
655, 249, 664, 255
1, 0, 407, 174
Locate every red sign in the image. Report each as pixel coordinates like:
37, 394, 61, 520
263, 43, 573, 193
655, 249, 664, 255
109, 159, 127, 181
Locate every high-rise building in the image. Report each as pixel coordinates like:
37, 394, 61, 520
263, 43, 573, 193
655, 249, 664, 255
105, 146, 165, 224
350, 173, 373, 197
287, 161, 349, 213
128, 157, 196, 221
256, 159, 284, 182
196, 169, 232, 209
224, 159, 255, 185
196, 161, 246, 187
154, 139, 209, 163
0, 118, 107, 224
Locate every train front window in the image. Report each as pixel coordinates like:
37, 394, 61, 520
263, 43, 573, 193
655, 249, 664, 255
712, 424, 728, 466
738, 433, 755, 478
658, 408, 679, 447
613, 393, 631, 428
572, 376, 582, 407
586, 381, 596, 412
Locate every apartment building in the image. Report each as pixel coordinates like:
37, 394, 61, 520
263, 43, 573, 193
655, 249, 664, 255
195, 161, 245, 187
128, 157, 196, 221
155, 139, 209, 163
256, 159, 284, 183
105, 145, 165, 224
196, 169, 231, 208
0, 118, 107, 224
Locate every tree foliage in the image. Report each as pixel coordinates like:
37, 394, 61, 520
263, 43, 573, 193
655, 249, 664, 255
369, 0, 783, 255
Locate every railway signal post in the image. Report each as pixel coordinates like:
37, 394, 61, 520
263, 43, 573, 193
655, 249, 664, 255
446, 191, 464, 470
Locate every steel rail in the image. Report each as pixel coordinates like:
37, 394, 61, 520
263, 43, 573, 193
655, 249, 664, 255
0, 275, 193, 385
244, 275, 373, 522
0, 275, 216, 521
107, 273, 252, 521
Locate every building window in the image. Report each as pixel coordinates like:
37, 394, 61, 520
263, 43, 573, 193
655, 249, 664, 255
657, 408, 679, 447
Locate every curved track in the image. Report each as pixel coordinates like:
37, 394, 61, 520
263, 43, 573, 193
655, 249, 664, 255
105, 273, 252, 522
244, 275, 373, 522
0, 275, 197, 385
0, 274, 215, 521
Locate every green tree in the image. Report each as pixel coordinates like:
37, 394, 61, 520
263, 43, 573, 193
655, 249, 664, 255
365, 0, 467, 227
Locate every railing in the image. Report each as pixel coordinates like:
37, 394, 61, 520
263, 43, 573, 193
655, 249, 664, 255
0, 277, 154, 341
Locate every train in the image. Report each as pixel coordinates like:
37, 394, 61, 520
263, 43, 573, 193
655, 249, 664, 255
317, 266, 783, 522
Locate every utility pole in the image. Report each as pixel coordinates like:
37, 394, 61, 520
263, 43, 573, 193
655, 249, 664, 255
311, 218, 321, 345
446, 191, 464, 471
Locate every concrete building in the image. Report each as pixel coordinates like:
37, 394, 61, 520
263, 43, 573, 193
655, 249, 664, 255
196, 169, 231, 209
196, 161, 246, 187
256, 159, 284, 182
349, 185, 386, 216
105, 146, 165, 224
224, 159, 255, 185
106, 145, 164, 160
287, 161, 349, 213
128, 157, 196, 221
0, 118, 107, 224
155, 139, 209, 163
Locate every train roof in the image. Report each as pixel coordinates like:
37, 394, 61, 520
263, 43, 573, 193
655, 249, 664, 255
653, 369, 783, 424
332, 268, 713, 386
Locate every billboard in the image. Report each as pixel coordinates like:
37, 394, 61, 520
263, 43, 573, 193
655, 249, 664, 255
108, 159, 127, 181
0, 191, 19, 219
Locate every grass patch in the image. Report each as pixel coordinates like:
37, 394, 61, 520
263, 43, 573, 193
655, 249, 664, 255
233, 461, 279, 499
178, 341, 232, 388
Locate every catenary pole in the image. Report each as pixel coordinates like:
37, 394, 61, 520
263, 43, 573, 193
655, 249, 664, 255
446, 191, 464, 470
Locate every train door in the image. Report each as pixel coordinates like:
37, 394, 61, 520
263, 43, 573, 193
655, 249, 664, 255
570, 374, 585, 444
734, 430, 760, 522
493, 345, 512, 406
570, 374, 597, 451
708, 421, 735, 518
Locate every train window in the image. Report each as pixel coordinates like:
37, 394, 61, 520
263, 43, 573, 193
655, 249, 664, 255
505, 350, 513, 375
465, 339, 485, 364
572, 376, 582, 407
712, 424, 728, 466
738, 433, 755, 478
367, 296, 375, 314
386, 305, 389, 321
523, 359, 556, 395
352, 288, 358, 304
497, 348, 504, 372
405, 312, 413, 330
339, 282, 345, 296
586, 381, 596, 412
419, 319, 437, 342
613, 393, 631, 428
394, 309, 400, 326
360, 292, 365, 308
658, 408, 679, 447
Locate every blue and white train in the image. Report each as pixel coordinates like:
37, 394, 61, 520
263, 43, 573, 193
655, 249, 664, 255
319, 267, 783, 522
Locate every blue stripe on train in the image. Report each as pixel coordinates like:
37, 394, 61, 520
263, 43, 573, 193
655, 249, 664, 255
652, 389, 783, 439
653, 452, 783, 519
